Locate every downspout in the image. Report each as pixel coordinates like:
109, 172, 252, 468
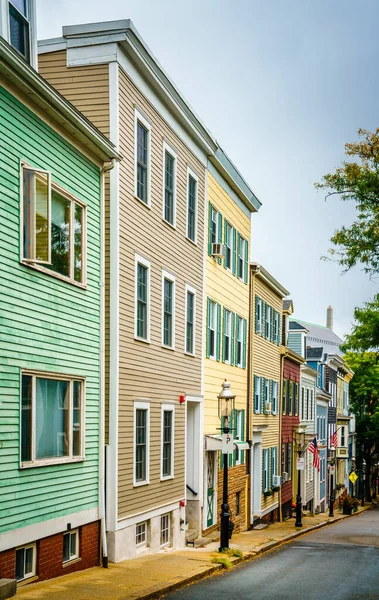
278, 346, 285, 522
247, 266, 254, 529
99, 158, 116, 568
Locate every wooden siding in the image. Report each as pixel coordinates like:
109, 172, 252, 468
288, 332, 302, 356
38, 49, 112, 443
116, 67, 205, 518
250, 275, 283, 512
204, 173, 251, 435
0, 83, 101, 533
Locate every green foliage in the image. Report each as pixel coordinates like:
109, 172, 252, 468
342, 295, 379, 352
211, 554, 233, 569
315, 128, 379, 276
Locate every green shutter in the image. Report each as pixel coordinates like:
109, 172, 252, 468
224, 219, 228, 269
263, 378, 267, 414
255, 295, 259, 333
271, 309, 275, 343
277, 313, 281, 345
232, 227, 237, 275
272, 448, 277, 485
260, 377, 264, 415
206, 297, 211, 358
222, 307, 227, 362
254, 375, 258, 413
269, 448, 272, 489
262, 302, 266, 338
233, 408, 237, 466
262, 449, 266, 493
244, 239, 248, 284
242, 318, 247, 369
282, 380, 287, 414
241, 409, 245, 464
237, 232, 241, 277
230, 312, 235, 366
217, 212, 223, 265
269, 380, 273, 414
216, 303, 221, 362
208, 202, 213, 256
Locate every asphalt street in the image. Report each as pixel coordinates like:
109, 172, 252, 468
164, 506, 379, 600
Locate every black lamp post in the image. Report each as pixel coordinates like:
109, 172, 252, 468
329, 456, 335, 517
293, 425, 306, 528
217, 380, 236, 552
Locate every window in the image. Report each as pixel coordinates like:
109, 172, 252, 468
135, 110, 151, 205
136, 522, 147, 549
161, 405, 174, 479
235, 491, 240, 516
262, 449, 269, 492
272, 381, 278, 415
255, 297, 263, 334
208, 300, 217, 359
223, 309, 232, 363
15, 544, 35, 581
234, 410, 242, 465
341, 426, 345, 447
264, 378, 270, 413
274, 311, 280, 344
237, 234, 245, 280
254, 376, 262, 414
301, 387, 305, 421
271, 447, 277, 487
21, 165, 86, 284
224, 221, 233, 270
135, 255, 150, 342
163, 145, 176, 226
265, 305, 272, 340
160, 513, 170, 547
63, 530, 78, 563
236, 316, 243, 367
306, 389, 310, 421
9, 0, 30, 62
134, 402, 150, 485
187, 168, 198, 243
185, 286, 196, 355
162, 272, 175, 349
282, 380, 287, 414
21, 372, 84, 466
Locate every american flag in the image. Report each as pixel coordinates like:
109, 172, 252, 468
330, 430, 338, 449
308, 437, 320, 471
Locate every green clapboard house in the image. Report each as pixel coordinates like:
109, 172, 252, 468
0, 0, 118, 585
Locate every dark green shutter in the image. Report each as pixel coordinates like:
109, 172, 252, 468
242, 318, 247, 369
277, 312, 281, 345
230, 312, 235, 366
233, 408, 237, 466
262, 449, 265, 493
222, 307, 227, 362
208, 202, 213, 256
260, 377, 264, 415
262, 302, 266, 338
282, 380, 286, 414
254, 376, 258, 413
224, 219, 228, 269
271, 309, 275, 343
237, 232, 241, 277
269, 448, 272, 489
244, 239, 248, 284
255, 295, 259, 333
216, 303, 221, 361
232, 228, 237, 275
217, 212, 223, 264
206, 297, 211, 358
269, 380, 273, 414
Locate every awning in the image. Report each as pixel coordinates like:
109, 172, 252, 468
205, 435, 249, 451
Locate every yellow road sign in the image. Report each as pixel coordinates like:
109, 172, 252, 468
349, 472, 358, 484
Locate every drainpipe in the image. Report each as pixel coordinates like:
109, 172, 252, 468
278, 346, 285, 522
246, 265, 253, 530
99, 158, 116, 568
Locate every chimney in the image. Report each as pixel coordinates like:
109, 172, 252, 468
326, 305, 333, 330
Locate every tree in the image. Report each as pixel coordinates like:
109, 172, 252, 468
342, 295, 379, 352
315, 128, 379, 276
344, 352, 379, 500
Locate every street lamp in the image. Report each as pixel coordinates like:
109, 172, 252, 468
329, 455, 335, 517
218, 380, 236, 552
293, 425, 306, 528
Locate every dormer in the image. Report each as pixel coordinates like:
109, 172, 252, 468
0, 0, 37, 68
288, 320, 309, 358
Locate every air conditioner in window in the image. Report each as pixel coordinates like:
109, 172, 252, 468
265, 401, 271, 413
212, 243, 225, 258
273, 475, 281, 487
257, 323, 262, 334
282, 471, 289, 483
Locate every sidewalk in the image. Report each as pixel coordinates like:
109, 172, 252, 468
16, 505, 372, 600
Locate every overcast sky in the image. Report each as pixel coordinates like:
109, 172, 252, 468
37, 0, 379, 339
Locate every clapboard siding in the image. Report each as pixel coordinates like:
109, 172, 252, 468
0, 83, 101, 534
116, 66, 205, 518
288, 332, 302, 356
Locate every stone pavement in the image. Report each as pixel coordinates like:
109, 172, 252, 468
16, 505, 371, 600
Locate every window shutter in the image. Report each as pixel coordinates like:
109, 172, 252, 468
282, 380, 286, 414
244, 239, 248, 284
224, 219, 228, 270
254, 375, 258, 413
241, 409, 245, 464
222, 307, 227, 363
255, 296, 259, 333
271, 309, 275, 343
269, 448, 273, 489
230, 312, 235, 366
263, 378, 267, 414
269, 380, 273, 414
206, 298, 211, 358
260, 377, 264, 415
233, 408, 237, 466
216, 303, 221, 362
237, 232, 241, 277
232, 227, 237, 275
262, 449, 266, 493
208, 203, 213, 256
242, 318, 247, 369
217, 212, 223, 265
262, 302, 266, 338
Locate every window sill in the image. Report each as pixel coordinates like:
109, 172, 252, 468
163, 218, 176, 230
134, 480, 150, 488
184, 351, 196, 358
17, 575, 39, 587
161, 475, 174, 481
186, 236, 197, 247
20, 457, 85, 469
21, 261, 86, 289
162, 344, 175, 351
63, 557, 82, 568
134, 195, 151, 209
134, 336, 151, 345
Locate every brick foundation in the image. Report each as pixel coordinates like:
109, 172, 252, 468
261, 507, 279, 524
203, 464, 248, 537
0, 521, 100, 583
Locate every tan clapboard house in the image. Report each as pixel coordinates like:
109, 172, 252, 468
39, 20, 217, 560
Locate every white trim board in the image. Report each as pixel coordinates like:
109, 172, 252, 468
116, 499, 183, 530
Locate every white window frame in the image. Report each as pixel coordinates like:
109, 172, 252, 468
63, 529, 79, 564
263, 449, 269, 492
235, 410, 242, 465
255, 376, 262, 414
236, 315, 243, 367
256, 298, 263, 334
210, 205, 218, 247
237, 234, 246, 281
274, 311, 280, 344
186, 166, 198, 244
134, 108, 151, 207
134, 401, 150, 487
134, 254, 151, 343
160, 513, 171, 547
184, 284, 196, 356
340, 426, 346, 447
161, 270, 175, 350
224, 309, 232, 364
8, 0, 31, 62
20, 370, 85, 468
265, 305, 271, 339
225, 221, 233, 271
272, 381, 278, 415
162, 141, 177, 228
265, 378, 270, 413
136, 521, 148, 550
161, 404, 175, 480
209, 300, 217, 360
15, 542, 36, 581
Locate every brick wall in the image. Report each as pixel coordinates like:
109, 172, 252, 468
283, 358, 300, 382
0, 521, 100, 583
203, 463, 247, 536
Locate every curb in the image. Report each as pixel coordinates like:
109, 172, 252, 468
138, 504, 373, 600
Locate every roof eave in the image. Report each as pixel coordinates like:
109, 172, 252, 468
251, 263, 289, 297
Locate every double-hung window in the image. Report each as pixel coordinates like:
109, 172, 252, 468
340, 426, 345, 447
223, 309, 231, 363
135, 110, 151, 206
211, 205, 218, 247
163, 143, 176, 227
264, 378, 270, 413
237, 234, 245, 280
254, 376, 262, 413
187, 168, 198, 243
274, 311, 280, 344
272, 381, 278, 415
9, 0, 30, 62
135, 255, 150, 342
262, 449, 269, 492
236, 316, 243, 367
63, 530, 79, 563
185, 285, 196, 355
255, 297, 263, 334
161, 405, 174, 479
134, 402, 150, 485
15, 544, 35, 581
21, 164, 86, 284
162, 271, 175, 349
209, 300, 217, 359
160, 514, 170, 547
21, 372, 84, 467
235, 410, 242, 464
136, 522, 147, 549
265, 305, 271, 339
225, 221, 233, 270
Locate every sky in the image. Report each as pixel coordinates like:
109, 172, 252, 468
37, 0, 379, 339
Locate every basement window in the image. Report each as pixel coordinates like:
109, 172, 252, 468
15, 543, 36, 581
